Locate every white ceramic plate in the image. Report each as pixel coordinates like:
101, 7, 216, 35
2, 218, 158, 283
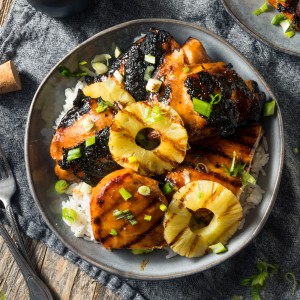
25, 19, 284, 280
221, 0, 300, 57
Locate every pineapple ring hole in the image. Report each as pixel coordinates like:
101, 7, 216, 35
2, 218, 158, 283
188, 208, 214, 233
135, 128, 161, 151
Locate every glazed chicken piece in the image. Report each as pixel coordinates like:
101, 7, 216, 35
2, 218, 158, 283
150, 39, 265, 140
267, 0, 300, 29
164, 124, 263, 198
108, 28, 180, 101
50, 90, 120, 185
90, 169, 168, 250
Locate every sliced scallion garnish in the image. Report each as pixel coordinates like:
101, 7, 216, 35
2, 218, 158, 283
91, 62, 108, 75
58, 65, 72, 77
208, 242, 227, 254
252, 2, 269, 16
271, 13, 286, 25
138, 186, 151, 196
263, 99, 276, 116
128, 156, 137, 163
144, 65, 155, 81
62, 207, 77, 223
144, 215, 152, 221
193, 97, 212, 118
280, 19, 292, 33
146, 78, 162, 93
146, 105, 164, 123
131, 249, 153, 255
285, 31, 295, 38
55, 180, 69, 194
85, 135, 96, 147
162, 182, 173, 195
110, 228, 118, 236
241, 171, 256, 186
284, 272, 297, 295
114, 46, 122, 58
113, 70, 124, 83
119, 187, 132, 201
182, 67, 190, 73
91, 53, 111, 65
144, 54, 156, 64
159, 204, 168, 212
67, 147, 81, 161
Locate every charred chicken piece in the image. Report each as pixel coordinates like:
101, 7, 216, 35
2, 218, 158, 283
151, 42, 265, 140
90, 169, 168, 250
109, 28, 180, 101
50, 90, 118, 184
164, 124, 263, 198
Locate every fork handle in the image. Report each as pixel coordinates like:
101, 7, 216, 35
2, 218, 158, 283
6, 204, 31, 263
0, 221, 54, 300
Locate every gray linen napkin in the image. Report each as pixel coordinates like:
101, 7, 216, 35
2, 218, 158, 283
0, 0, 300, 299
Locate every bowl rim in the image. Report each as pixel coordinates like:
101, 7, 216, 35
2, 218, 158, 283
220, 0, 300, 58
24, 18, 284, 280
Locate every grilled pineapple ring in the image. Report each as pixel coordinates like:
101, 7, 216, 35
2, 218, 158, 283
164, 180, 243, 258
109, 101, 188, 176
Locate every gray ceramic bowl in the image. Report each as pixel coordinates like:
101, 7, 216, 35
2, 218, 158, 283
25, 19, 284, 280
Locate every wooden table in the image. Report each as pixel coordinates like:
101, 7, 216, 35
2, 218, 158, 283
0, 1, 120, 299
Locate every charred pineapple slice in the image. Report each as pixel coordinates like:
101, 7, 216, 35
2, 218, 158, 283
109, 101, 188, 176
164, 180, 243, 258
83, 78, 135, 106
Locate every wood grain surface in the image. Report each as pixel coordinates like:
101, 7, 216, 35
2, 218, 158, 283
0, 1, 120, 299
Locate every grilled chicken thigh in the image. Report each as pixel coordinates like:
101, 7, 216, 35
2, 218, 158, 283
90, 169, 168, 249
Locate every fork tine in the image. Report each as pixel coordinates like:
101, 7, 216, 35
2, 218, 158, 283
0, 147, 13, 179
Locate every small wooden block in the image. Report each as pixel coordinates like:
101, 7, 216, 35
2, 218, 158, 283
0, 60, 22, 94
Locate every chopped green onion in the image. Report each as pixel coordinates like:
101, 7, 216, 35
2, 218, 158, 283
182, 67, 190, 73
144, 54, 156, 64
113, 209, 123, 218
242, 171, 256, 186
55, 180, 69, 194
81, 118, 94, 131
209, 242, 227, 254
91, 62, 108, 75
146, 105, 164, 123
79, 62, 95, 77
113, 70, 124, 83
285, 31, 295, 38
138, 185, 151, 196
284, 272, 297, 295
131, 249, 153, 255
280, 19, 292, 33
253, 2, 269, 16
62, 207, 77, 223
58, 65, 72, 77
91, 54, 111, 65
159, 204, 168, 212
230, 151, 236, 173
129, 219, 138, 225
193, 97, 212, 118
72, 70, 88, 77
263, 100, 276, 116
67, 147, 81, 161
144, 215, 152, 221
119, 187, 132, 201
271, 13, 286, 25
144, 65, 155, 81
146, 78, 162, 93
110, 228, 118, 236
162, 182, 173, 195
128, 156, 137, 163
293, 147, 299, 154
114, 46, 122, 58
95, 101, 109, 113
209, 93, 222, 105
85, 135, 96, 147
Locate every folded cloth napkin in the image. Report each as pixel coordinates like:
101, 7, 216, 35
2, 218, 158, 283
0, 0, 300, 299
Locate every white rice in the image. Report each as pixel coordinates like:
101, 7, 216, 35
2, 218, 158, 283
57, 81, 270, 245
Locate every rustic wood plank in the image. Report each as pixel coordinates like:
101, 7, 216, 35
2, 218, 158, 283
0, 0, 13, 27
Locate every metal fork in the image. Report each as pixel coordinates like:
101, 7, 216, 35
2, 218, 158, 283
0, 146, 53, 300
